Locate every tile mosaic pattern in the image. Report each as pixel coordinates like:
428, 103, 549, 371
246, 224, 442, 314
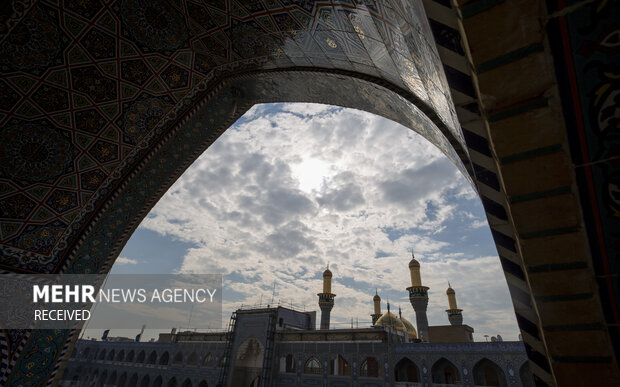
0, 0, 465, 276
0, 0, 472, 384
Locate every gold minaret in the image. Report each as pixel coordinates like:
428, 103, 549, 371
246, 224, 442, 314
408, 253, 422, 287
447, 283, 458, 309
318, 264, 336, 329
371, 290, 382, 325
446, 282, 463, 326
323, 264, 332, 293
407, 252, 430, 341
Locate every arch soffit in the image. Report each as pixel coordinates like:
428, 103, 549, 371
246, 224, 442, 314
431, 357, 461, 373
56, 71, 474, 279
394, 355, 421, 368
0, 1, 469, 277
0, 3, 494, 376
472, 356, 506, 370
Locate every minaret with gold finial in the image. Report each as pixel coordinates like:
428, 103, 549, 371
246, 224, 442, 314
371, 289, 382, 325
407, 252, 430, 341
446, 282, 463, 326
318, 264, 336, 329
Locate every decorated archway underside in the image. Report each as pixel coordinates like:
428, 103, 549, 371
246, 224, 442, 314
0, 0, 475, 383
0, 0, 467, 275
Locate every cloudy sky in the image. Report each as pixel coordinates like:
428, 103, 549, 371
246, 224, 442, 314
95, 103, 518, 342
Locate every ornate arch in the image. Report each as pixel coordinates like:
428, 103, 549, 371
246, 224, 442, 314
159, 350, 170, 365
472, 357, 507, 387
360, 356, 381, 378
303, 356, 322, 375
148, 350, 158, 364
394, 356, 421, 383
431, 357, 460, 384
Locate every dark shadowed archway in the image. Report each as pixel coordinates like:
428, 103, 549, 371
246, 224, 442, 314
231, 337, 265, 386
136, 350, 146, 363
118, 371, 127, 387
360, 357, 381, 378
187, 351, 199, 366
431, 357, 460, 384
202, 352, 213, 368
394, 357, 420, 382
173, 352, 184, 365
473, 358, 507, 387
160, 351, 170, 365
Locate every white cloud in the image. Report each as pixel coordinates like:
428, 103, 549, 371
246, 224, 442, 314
470, 219, 489, 229
280, 102, 335, 116
116, 257, 139, 265
134, 103, 519, 340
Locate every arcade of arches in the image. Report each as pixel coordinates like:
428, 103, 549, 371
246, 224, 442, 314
64, 348, 528, 387
0, 0, 618, 386
65, 348, 213, 387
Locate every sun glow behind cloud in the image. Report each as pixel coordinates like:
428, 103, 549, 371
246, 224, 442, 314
292, 157, 333, 194
108, 103, 519, 341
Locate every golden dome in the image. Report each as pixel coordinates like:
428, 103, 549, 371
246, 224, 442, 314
399, 316, 418, 339
375, 311, 406, 332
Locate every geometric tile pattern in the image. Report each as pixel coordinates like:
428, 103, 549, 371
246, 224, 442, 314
0, 1, 472, 384
0, 0, 466, 277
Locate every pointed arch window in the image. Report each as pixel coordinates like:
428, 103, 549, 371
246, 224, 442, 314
304, 357, 322, 374
360, 357, 381, 377
202, 353, 213, 367
173, 352, 183, 365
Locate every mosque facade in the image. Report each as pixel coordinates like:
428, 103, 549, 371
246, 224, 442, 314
59, 256, 531, 387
